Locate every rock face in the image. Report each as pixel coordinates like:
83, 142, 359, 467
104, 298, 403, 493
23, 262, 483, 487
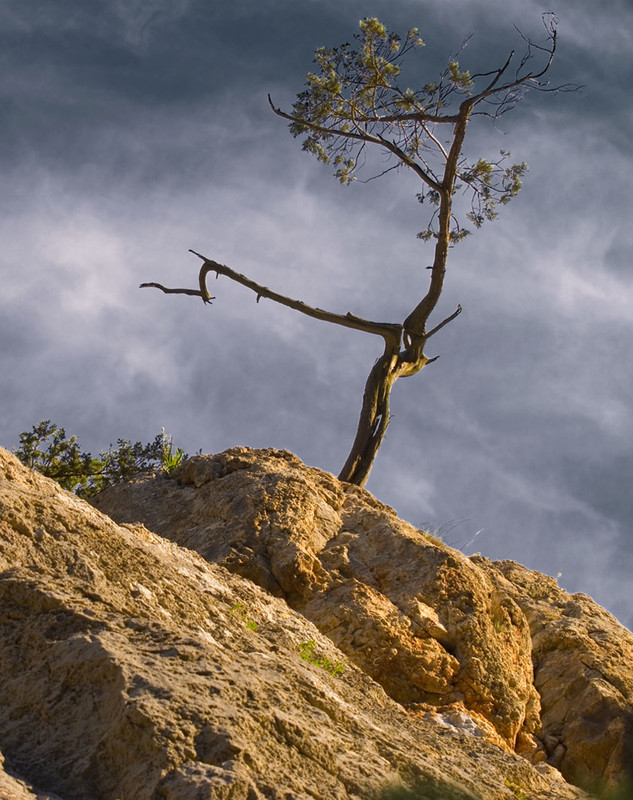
91, 447, 633, 797
478, 559, 633, 793
0, 446, 628, 799
93, 450, 539, 748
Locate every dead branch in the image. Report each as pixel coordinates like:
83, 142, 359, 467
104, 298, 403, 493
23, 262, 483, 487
141, 250, 403, 349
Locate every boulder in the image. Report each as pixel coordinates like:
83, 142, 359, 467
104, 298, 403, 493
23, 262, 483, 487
91, 447, 633, 796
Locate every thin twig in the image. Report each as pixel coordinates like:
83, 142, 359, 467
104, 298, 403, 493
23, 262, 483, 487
426, 304, 462, 338
139, 282, 214, 302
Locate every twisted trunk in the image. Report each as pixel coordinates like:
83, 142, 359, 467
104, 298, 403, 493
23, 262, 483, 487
337, 331, 442, 486
338, 106, 473, 485
338, 347, 399, 486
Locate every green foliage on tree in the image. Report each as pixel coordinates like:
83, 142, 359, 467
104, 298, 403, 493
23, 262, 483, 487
14, 420, 187, 496
284, 16, 530, 243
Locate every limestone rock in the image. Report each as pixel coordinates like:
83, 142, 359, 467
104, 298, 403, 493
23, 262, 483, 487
477, 558, 633, 794
90, 447, 633, 795
93, 449, 538, 745
0, 446, 593, 799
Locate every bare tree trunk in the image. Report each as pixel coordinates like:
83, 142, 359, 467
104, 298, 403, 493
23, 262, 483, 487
337, 337, 439, 486
337, 349, 399, 486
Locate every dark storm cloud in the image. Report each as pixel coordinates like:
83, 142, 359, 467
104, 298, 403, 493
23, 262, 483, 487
0, 1, 306, 175
0, 0, 583, 170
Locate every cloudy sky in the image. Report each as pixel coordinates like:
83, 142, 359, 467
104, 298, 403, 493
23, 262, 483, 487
2, 0, 632, 628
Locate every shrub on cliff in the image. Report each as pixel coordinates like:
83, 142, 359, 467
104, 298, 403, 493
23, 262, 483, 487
14, 420, 187, 496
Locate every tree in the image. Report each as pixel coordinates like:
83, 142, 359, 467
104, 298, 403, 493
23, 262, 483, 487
142, 15, 572, 487
14, 421, 187, 496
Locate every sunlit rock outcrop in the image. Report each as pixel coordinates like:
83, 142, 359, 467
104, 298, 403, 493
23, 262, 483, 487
1, 445, 629, 798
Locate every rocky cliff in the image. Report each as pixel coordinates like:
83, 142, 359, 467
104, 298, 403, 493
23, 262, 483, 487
1, 445, 631, 799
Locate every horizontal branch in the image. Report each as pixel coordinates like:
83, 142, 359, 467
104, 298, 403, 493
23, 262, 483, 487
269, 94, 459, 128
269, 96, 443, 192
142, 250, 403, 348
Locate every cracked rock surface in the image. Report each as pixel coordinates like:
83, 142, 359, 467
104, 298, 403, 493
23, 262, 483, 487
91, 447, 633, 796
0, 446, 626, 798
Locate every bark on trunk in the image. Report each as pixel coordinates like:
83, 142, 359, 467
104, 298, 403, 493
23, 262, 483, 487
337, 350, 399, 486
338, 339, 434, 487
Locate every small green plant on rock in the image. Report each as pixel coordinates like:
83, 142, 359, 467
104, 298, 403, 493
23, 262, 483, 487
298, 639, 344, 677
231, 602, 258, 631
492, 613, 511, 634
525, 579, 551, 601
160, 427, 186, 473
504, 780, 528, 800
